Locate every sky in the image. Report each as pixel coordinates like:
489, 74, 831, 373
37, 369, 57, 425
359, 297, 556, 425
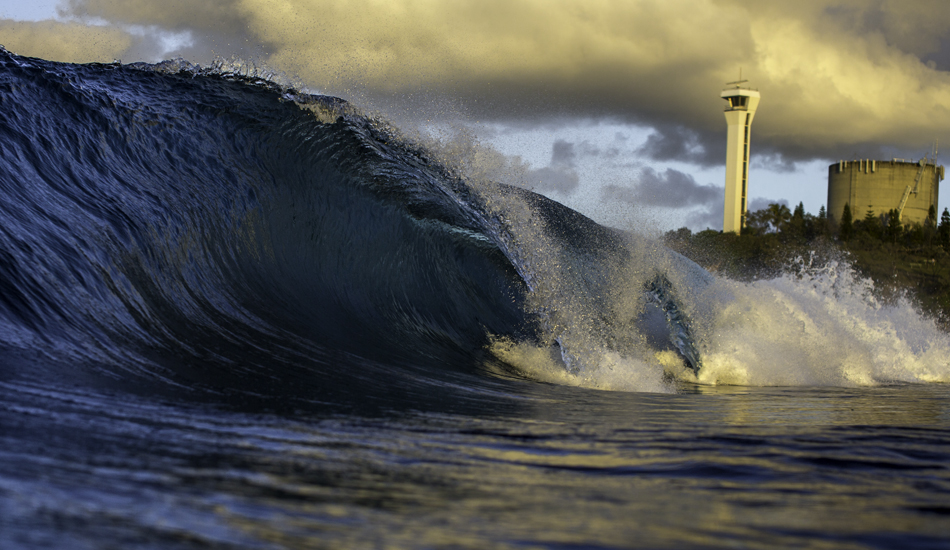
2, 0, 950, 233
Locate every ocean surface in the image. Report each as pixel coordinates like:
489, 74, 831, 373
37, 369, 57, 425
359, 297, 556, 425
0, 48, 948, 549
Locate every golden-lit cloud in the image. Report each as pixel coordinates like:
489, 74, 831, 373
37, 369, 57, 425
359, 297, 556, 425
35, 0, 950, 162
0, 19, 134, 63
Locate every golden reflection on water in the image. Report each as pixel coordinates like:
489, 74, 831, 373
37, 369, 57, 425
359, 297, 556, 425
200, 383, 950, 549
685, 384, 950, 427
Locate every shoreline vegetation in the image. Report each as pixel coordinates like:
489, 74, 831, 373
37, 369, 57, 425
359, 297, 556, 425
663, 202, 950, 330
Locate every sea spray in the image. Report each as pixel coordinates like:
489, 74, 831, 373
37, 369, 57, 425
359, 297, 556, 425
412, 127, 710, 391
696, 255, 950, 386
416, 128, 950, 390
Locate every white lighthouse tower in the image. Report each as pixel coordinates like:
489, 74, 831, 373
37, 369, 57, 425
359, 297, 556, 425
721, 78, 760, 233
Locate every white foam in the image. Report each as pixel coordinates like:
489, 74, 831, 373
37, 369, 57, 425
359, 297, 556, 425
488, 337, 674, 393
491, 249, 950, 392
694, 259, 950, 387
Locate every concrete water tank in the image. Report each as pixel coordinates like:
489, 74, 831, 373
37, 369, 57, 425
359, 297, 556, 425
827, 159, 944, 225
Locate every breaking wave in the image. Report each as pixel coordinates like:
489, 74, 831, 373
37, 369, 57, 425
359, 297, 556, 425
0, 48, 946, 404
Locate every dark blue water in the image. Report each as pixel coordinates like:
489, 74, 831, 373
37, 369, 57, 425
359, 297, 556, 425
0, 49, 948, 548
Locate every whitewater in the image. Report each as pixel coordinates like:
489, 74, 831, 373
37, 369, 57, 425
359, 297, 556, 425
0, 48, 948, 549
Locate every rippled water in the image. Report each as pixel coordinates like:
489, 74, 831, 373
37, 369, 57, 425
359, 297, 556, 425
3, 378, 948, 549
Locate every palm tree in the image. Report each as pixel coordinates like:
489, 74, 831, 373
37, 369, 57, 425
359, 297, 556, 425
764, 203, 791, 233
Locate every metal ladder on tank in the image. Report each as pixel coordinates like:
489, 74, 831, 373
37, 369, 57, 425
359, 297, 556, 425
896, 157, 928, 221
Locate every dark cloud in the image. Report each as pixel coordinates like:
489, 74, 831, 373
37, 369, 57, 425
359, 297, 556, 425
601, 168, 722, 208
921, 36, 950, 72
523, 165, 580, 194
750, 153, 798, 173
551, 139, 576, 167
550, 139, 608, 162
822, 0, 950, 70
635, 125, 723, 167
10, 0, 950, 167
522, 139, 581, 194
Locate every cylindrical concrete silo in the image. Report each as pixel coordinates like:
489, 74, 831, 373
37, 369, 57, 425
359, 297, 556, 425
827, 159, 944, 225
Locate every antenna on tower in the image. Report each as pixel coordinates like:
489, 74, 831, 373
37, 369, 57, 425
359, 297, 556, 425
726, 68, 748, 88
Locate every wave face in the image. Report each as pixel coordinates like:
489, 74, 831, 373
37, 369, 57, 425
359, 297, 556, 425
0, 50, 552, 402
1, 49, 693, 404
1, 49, 948, 404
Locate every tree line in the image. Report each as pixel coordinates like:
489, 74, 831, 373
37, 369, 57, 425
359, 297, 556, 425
742, 201, 950, 248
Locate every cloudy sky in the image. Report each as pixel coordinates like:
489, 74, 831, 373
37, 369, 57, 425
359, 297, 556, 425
3, 0, 950, 231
